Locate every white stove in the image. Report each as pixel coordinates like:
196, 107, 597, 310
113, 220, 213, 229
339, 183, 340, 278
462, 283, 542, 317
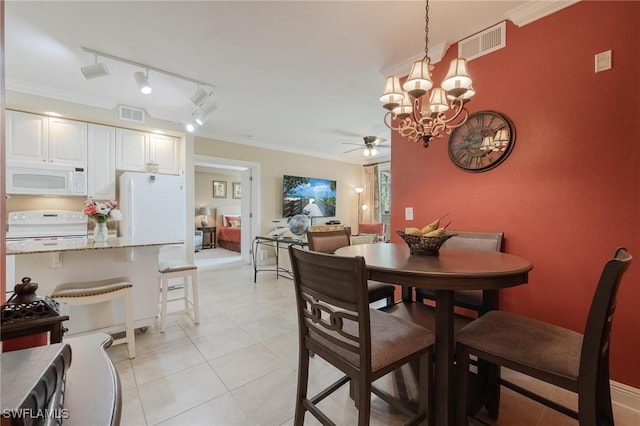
6, 210, 88, 250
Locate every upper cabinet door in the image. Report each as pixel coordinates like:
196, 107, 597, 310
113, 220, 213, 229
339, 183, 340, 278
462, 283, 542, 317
88, 124, 116, 200
149, 134, 181, 175
48, 117, 88, 167
6, 111, 49, 164
115, 128, 148, 172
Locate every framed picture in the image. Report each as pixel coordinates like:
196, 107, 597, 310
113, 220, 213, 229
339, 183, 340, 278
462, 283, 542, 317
232, 182, 241, 199
213, 180, 227, 198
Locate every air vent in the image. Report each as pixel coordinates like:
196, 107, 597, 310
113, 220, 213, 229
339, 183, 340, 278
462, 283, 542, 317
458, 21, 506, 61
119, 105, 145, 123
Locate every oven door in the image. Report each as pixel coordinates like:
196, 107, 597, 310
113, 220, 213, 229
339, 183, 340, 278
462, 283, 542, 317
6, 165, 86, 196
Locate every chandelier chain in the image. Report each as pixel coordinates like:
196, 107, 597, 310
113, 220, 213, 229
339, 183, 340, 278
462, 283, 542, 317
424, 0, 430, 61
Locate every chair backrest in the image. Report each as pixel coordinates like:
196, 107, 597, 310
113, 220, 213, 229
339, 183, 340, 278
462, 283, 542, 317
443, 231, 504, 252
306, 229, 351, 254
358, 223, 385, 242
580, 248, 632, 390
288, 246, 372, 372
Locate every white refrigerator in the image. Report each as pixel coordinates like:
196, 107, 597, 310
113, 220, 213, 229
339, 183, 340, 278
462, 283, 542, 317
119, 172, 186, 243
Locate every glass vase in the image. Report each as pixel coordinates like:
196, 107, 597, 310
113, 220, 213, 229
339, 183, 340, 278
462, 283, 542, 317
93, 222, 109, 243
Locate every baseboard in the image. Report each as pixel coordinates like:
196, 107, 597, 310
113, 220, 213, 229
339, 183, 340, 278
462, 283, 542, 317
611, 380, 640, 412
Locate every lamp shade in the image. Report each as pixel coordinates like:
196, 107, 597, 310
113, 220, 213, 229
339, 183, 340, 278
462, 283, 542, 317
200, 207, 212, 216
441, 58, 472, 98
379, 76, 404, 111
392, 93, 413, 119
402, 60, 433, 98
428, 88, 449, 113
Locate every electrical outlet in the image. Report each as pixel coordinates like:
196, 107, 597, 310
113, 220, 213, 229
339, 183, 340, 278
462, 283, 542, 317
595, 50, 612, 73
405, 207, 414, 220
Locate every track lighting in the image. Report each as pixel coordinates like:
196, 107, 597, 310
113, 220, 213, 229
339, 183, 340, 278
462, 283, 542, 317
81, 47, 217, 130
81, 54, 110, 80
134, 70, 152, 95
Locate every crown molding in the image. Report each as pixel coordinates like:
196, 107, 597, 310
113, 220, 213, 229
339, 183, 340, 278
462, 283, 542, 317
380, 42, 449, 77
6, 79, 118, 110
506, 0, 580, 27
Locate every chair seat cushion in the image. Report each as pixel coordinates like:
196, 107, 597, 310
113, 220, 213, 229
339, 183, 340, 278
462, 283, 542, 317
310, 308, 434, 373
456, 311, 582, 386
159, 261, 197, 273
51, 277, 132, 298
366, 281, 395, 303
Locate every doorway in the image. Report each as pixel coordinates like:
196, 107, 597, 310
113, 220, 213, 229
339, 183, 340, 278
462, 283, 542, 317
193, 155, 261, 265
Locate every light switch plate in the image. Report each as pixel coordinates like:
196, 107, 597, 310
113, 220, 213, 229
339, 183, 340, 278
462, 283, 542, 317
405, 207, 414, 220
595, 50, 612, 73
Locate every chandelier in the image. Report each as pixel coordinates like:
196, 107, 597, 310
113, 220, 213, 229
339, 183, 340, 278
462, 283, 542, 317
379, 0, 475, 148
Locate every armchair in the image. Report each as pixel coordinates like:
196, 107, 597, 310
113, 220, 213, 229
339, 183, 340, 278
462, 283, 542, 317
194, 230, 203, 252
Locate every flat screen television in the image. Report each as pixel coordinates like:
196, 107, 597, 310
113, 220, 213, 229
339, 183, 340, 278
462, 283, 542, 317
282, 175, 336, 218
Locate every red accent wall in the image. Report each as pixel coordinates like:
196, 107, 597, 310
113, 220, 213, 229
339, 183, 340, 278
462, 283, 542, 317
391, 2, 640, 387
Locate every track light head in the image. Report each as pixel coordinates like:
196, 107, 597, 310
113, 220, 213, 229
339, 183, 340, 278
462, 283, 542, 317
194, 101, 218, 126
134, 70, 152, 94
191, 87, 211, 107
185, 122, 195, 132
81, 54, 110, 79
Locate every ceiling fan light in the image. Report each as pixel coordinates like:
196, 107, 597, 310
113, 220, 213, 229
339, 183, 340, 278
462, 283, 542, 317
370, 147, 379, 156
134, 71, 152, 94
362, 148, 371, 157
380, 76, 404, 111
402, 60, 433, 98
185, 122, 195, 132
441, 58, 472, 92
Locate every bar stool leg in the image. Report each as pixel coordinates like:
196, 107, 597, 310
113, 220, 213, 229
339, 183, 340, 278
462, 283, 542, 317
191, 272, 200, 325
160, 274, 169, 333
183, 275, 190, 312
123, 287, 136, 358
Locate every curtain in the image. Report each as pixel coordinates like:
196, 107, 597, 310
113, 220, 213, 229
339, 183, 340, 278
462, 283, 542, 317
362, 164, 379, 224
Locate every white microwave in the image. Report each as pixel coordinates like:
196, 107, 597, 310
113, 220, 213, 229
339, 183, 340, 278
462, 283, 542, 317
6, 165, 87, 196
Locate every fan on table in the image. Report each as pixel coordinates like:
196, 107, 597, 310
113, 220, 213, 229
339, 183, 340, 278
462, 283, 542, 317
342, 136, 390, 157
288, 214, 310, 236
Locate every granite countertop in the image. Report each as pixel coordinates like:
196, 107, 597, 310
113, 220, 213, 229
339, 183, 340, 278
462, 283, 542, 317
6, 237, 185, 255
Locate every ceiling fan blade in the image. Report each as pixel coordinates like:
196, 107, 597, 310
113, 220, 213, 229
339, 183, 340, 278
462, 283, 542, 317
372, 137, 387, 146
343, 147, 364, 153
341, 142, 364, 146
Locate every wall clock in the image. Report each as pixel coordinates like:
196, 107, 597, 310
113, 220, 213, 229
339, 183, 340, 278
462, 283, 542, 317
448, 111, 515, 172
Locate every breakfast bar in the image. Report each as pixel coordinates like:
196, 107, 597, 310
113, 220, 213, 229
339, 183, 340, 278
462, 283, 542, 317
6, 238, 184, 335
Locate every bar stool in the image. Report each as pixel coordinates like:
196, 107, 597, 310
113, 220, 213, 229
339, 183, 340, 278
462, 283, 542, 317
50, 277, 136, 358
158, 261, 200, 332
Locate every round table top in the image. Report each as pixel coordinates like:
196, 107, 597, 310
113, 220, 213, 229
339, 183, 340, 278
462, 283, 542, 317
335, 243, 533, 290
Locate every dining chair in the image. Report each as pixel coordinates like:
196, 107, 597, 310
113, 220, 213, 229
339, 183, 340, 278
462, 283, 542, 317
288, 246, 434, 426
415, 231, 504, 316
455, 247, 632, 426
358, 222, 386, 243
306, 229, 396, 306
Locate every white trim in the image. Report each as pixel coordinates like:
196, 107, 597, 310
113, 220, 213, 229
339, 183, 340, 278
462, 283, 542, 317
506, 0, 580, 27
379, 42, 449, 78
611, 380, 640, 413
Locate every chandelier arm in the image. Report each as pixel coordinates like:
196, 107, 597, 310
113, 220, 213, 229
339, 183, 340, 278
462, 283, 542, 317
383, 112, 420, 143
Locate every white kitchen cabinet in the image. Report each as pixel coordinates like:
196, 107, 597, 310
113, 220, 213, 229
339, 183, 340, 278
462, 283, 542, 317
48, 117, 88, 166
6, 111, 87, 167
149, 133, 181, 175
115, 128, 148, 172
88, 124, 116, 200
116, 128, 181, 175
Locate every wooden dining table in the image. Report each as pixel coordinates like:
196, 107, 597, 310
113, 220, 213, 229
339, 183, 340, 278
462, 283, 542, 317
334, 243, 533, 426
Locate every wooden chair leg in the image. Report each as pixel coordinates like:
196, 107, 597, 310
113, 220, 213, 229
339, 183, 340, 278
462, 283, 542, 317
456, 345, 471, 426
190, 272, 200, 324
357, 379, 371, 426
295, 348, 310, 426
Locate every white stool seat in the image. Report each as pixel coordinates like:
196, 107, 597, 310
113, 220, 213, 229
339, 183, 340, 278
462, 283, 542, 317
158, 262, 200, 332
51, 277, 136, 358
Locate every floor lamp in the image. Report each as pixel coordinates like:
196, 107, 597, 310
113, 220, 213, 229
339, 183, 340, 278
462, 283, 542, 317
354, 187, 364, 230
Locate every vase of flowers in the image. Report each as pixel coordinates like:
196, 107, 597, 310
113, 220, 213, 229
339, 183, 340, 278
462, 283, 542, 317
83, 199, 122, 243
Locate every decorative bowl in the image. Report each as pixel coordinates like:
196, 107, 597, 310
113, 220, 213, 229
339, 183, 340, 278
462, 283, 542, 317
396, 231, 456, 256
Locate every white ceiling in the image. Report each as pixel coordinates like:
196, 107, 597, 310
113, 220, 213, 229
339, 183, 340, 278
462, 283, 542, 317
6, 1, 553, 164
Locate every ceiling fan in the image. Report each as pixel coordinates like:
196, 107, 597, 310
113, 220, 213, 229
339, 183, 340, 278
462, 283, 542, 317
342, 136, 390, 157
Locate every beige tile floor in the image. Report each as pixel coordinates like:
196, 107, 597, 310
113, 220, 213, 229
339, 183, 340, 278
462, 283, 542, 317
107, 253, 640, 426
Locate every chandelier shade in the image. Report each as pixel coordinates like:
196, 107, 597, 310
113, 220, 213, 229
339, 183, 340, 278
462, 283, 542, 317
379, 0, 475, 148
